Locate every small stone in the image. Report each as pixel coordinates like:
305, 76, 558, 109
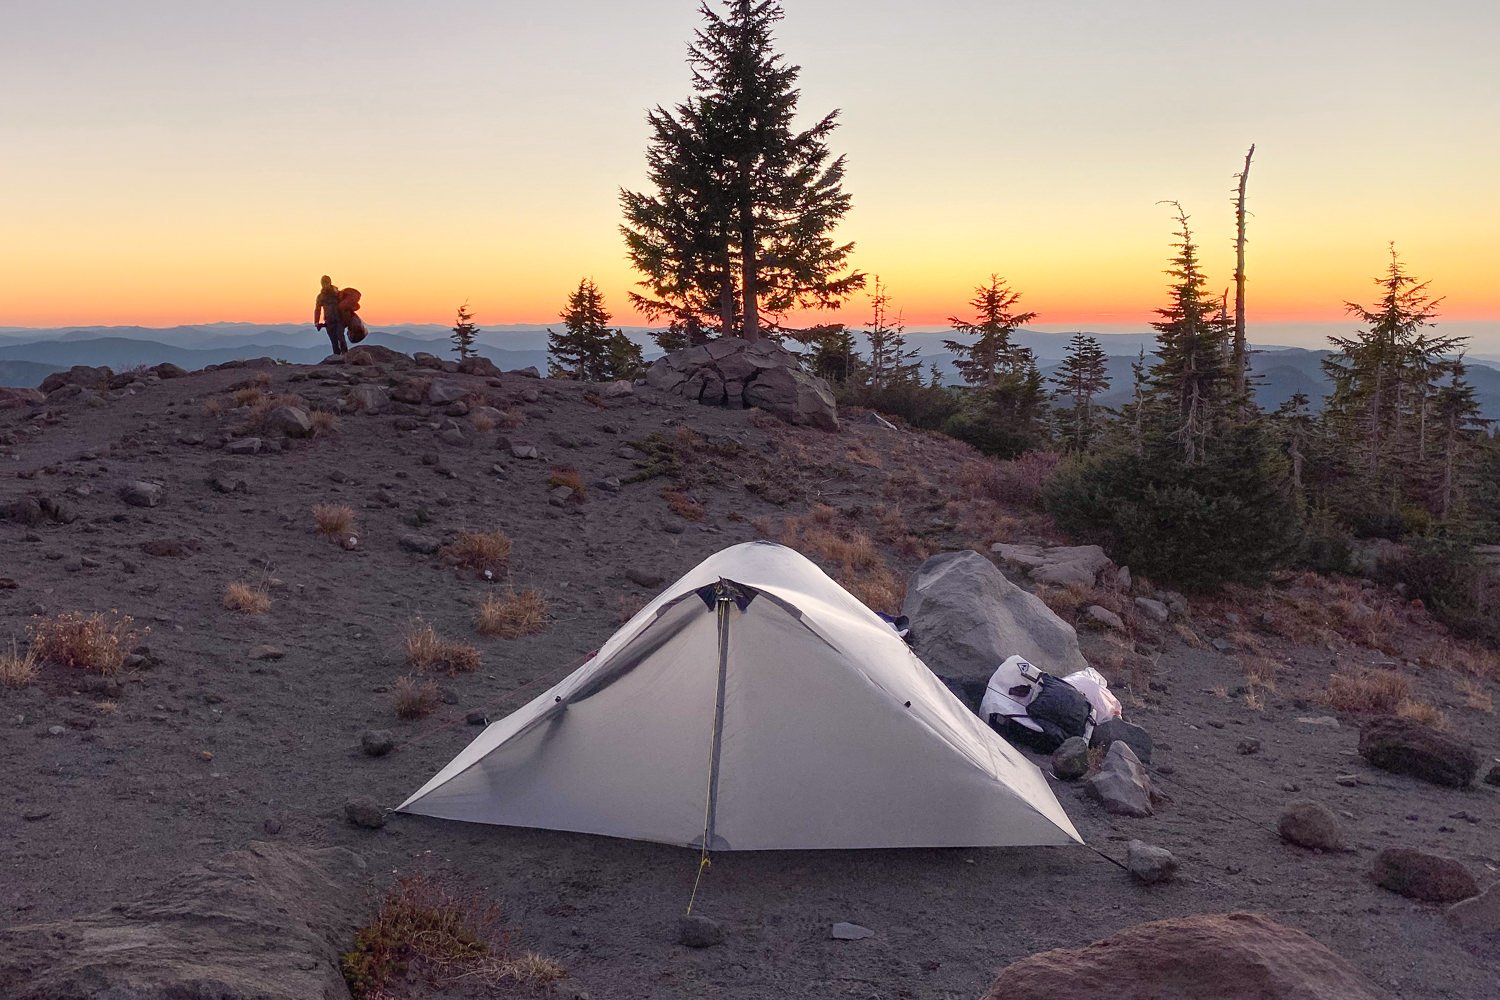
438, 427, 469, 447
548, 485, 574, 507
1085, 605, 1125, 631
398, 533, 441, 555
1133, 597, 1169, 623
345, 796, 387, 829
263, 817, 283, 835
1484, 764, 1500, 786
1090, 718, 1153, 764
224, 437, 262, 455
510, 443, 540, 460
46, 725, 65, 736
361, 730, 395, 757
595, 476, 622, 493
602, 380, 634, 398
1278, 799, 1346, 851
1372, 847, 1479, 903
1211, 638, 1233, 653
1335, 773, 1360, 787
1236, 738, 1261, 755
677, 914, 724, 948
465, 710, 488, 726
1085, 741, 1154, 817
626, 568, 666, 588
119, 481, 163, 507
1052, 736, 1089, 780
831, 922, 875, 940
1125, 840, 1178, 884
248, 645, 285, 661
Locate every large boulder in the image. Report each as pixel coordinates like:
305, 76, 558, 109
0, 841, 369, 1000
1357, 715, 1479, 788
1372, 847, 1479, 903
262, 405, 312, 438
1084, 741, 1154, 817
983, 912, 1396, 1000
645, 339, 838, 430
1278, 799, 1347, 852
992, 542, 1114, 588
344, 344, 414, 369
38, 365, 113, 394
902, 550, 1087, 682
0, 386, 45, 409
457, 355, 503, 378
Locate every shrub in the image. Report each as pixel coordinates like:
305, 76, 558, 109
1325, 669, 1410, 713
470, 411, 497, 432
0, 640, 38, 688
1377, 538, 1496, 644
442, 530, 513, 576
1396, 697, 1448, 730
308, 410, 340, 436
232, 386, 266, 408
661, 488, 705, 521
393, 675, 439, 719
28, 611, 142, 674
963, 452, 1062, 511
405, 621, 481, 675
476, 590, 548, 639
1045, 427, 1301, 591
547, 468, 585, 498
223, 581, 271, 614
314, 504, 356, 539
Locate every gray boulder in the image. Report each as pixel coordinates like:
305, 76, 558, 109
224, 437, 262, 455
1446, 881, 1500, 932
457, 356, 503, 378
991, 542, 1113, 587
902, 550, 1087, 682
263, 405, 312, 438
678, 914, 724, 948
1053, 736, 1090, 780
646, 339, 839, 430
1358, 715, 1479, 788
344, 797, 385, 829
1134, 597, 1169, 623
602, 379, 634, 398
1090, 718, 1153, 764
346, 385, 389, 413
1277, 799, 1346, 851
0, 842, 367, 1000
1085, 741, 1154, 817
1084, 605, 1125, 630
119, 481, 163, 508
1126, 840, 1178, 884
1372, 847, 1479, 903
426, 380, 468, 405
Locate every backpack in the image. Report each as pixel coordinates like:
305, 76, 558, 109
338, 288, 362, 313
982, 656, 1093, 753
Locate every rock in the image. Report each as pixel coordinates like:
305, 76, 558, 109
1335, 773, 1361, 787
248, 645, 284, 661
1278, 799, 1346, 851
983, 912, 1396, 1000
0, 386, 46, 409
626, 568, 666, 588
0, 841, 367, 1000
457, 356, 503, 378
1125, 840, 1177, 884
1236, 738, 1261, 755
858, 411, 898, 431
1084, 605, 1124, 630
344, 796, 386, 829
1445, 881, 1500, 932
1372, 847, 1479, 903
438, 427, 468, 447
426, 380, 467, 405
210, 471, 248, 494
595, 475, 622, 493
1052, 736, 1090, 780
1089, 718, 1153, 764
902, 550, 1087, 682
152, 362, 188, 378
347, 385, 389, 412
224, 437, 262, 455
39, 364, 112, 394
1114, 565, 1132, 590
647, 340, 838, 428
1, 497, 46, 525
1084, 741, 1154, 817
677, 914, 724, 948
992, 543, 1113, 587
465, 710, 488, 726
831, 921, 875, 940
119, 480, 163, 507
1133, 597, 1169, 623
398, 533, 441, 555
1357, 715, 1479, 788
413, 351, 444, 369
509, 366, 542, 379
262, 405, 312, 438
346, 344, 414, 368
360, 730, 395, 757
510, 443, 540, 460
601, 379, 634, 398
1486, 764, 1500, 786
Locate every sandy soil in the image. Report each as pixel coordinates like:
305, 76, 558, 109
1, 358, 1496, 999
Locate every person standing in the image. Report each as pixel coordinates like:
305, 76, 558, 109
314, 275, 347, 355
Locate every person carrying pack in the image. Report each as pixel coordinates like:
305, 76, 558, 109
313, 275, 347, 355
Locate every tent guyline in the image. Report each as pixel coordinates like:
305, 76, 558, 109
397, 541, 1082, 853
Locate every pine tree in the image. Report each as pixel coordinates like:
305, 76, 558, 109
1147, 204, 1233, 463
547, 279, 644, 382
1430, 358, 1489, 520
862, 276, 920, 389
450, 301, 479, 360
1050, 333, 1111, 451
621, 0, 864, 341
793, 322, 859, 384
943, 275, 1038, 388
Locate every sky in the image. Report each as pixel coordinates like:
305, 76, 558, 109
2, 0, 1498, 348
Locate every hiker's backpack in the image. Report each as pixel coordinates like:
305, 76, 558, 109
338, 288, 362, 314
346, 313, 368, 344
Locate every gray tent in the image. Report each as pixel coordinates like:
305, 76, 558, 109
399, 541, 1081, 850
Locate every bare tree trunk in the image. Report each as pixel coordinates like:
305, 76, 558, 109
739, 193, 760, 342
718, 277, 736, 339
1233, 144, 1254, 406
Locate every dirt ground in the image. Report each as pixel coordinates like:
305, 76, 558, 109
1, 358, 1496, 999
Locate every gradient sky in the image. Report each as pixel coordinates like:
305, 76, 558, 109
3, 0, 1497, 347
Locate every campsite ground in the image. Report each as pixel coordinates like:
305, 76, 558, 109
1, 357, 1496, 998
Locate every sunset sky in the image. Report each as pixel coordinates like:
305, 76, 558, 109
3, 0, 1497, 347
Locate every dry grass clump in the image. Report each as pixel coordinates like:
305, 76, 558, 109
1, 640, 38, 689
778, 514, 904, 612
661, 488, 706, 521
340, 876, 562, 999
203, 396, 228, 416
442, 530, 513, 575
470, 411, 497, 433
960, 452, 1062, 511
1324, 668, 1410, 714
405, 621, 482, 675
308, 409, 340, 436
1240, 655, 1281, 692
845, 444, 883, 468
28, 611, 142, 675
548, 467, 586, 498
222, 581, 271, 614
393, 675, 440, 720
232, 386, 266, 408
314, 503, 357, 539
476, 589, 548, 639
1456, 676, 1493, 713
251, 371, 272, 387
1396, 697, 1449, 730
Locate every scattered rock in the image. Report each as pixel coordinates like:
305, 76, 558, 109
677, 914, 724, 948
831, 922, 875, 940
626, 568, 666, 588
1371, 847, 1479, 903
457, 356, 503, 378
858, 411, 898, 431
601, 379, 634, 398
119, 481, 163, 508
1335, 773, 1361, 787
398, 533, 441, 555
224, 437, 262, 455
1236, 738, 1261, 755
1084, 605, 1124, 630
360, 730, 395, 757
347, 385, 389, 413
248, 645, 285, 661
1357, 715, 1479, 788
992, 542, 1113, 588
983, 912, 1397, 1000
262, 405, 312, 438
510, 443, 540, 460
902, 550, 1087, 682
1277, 799, 1346, 852
595, 475, 622, 493
1486, 764, 1500, 787
426, 380, 468, 405
438, 427, 468, 447
647, 339, 839, 429
1125, 840, 1178, 884
1052, 736, 1089, 780
1085, 741, 1154, 817
465, 710, 488, 726
344, 796, 386, 830
0, 842, 368, 1000
1445, 881, 1500, 932
1089, 718, 1153, 764
1133, 597, 1169, 623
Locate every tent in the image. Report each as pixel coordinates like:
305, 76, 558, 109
398, 541, 1081, 850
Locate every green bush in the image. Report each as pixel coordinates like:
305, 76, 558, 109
1377, 537, 1497, 643
1298, 507, 1355, 575
1045, 426, 1301, 591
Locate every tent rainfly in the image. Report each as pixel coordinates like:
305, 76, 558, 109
398, 541, 1082, 850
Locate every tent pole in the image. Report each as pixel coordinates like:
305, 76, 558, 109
703, 581, 734, 850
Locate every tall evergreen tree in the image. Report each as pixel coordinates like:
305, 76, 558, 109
620, 0, 864, 341
862, 276, 920, 389
450, 301, 479, 360
943, 275, 1037, 388
547, 279, 644, 382
1050, 333, 1111, 451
